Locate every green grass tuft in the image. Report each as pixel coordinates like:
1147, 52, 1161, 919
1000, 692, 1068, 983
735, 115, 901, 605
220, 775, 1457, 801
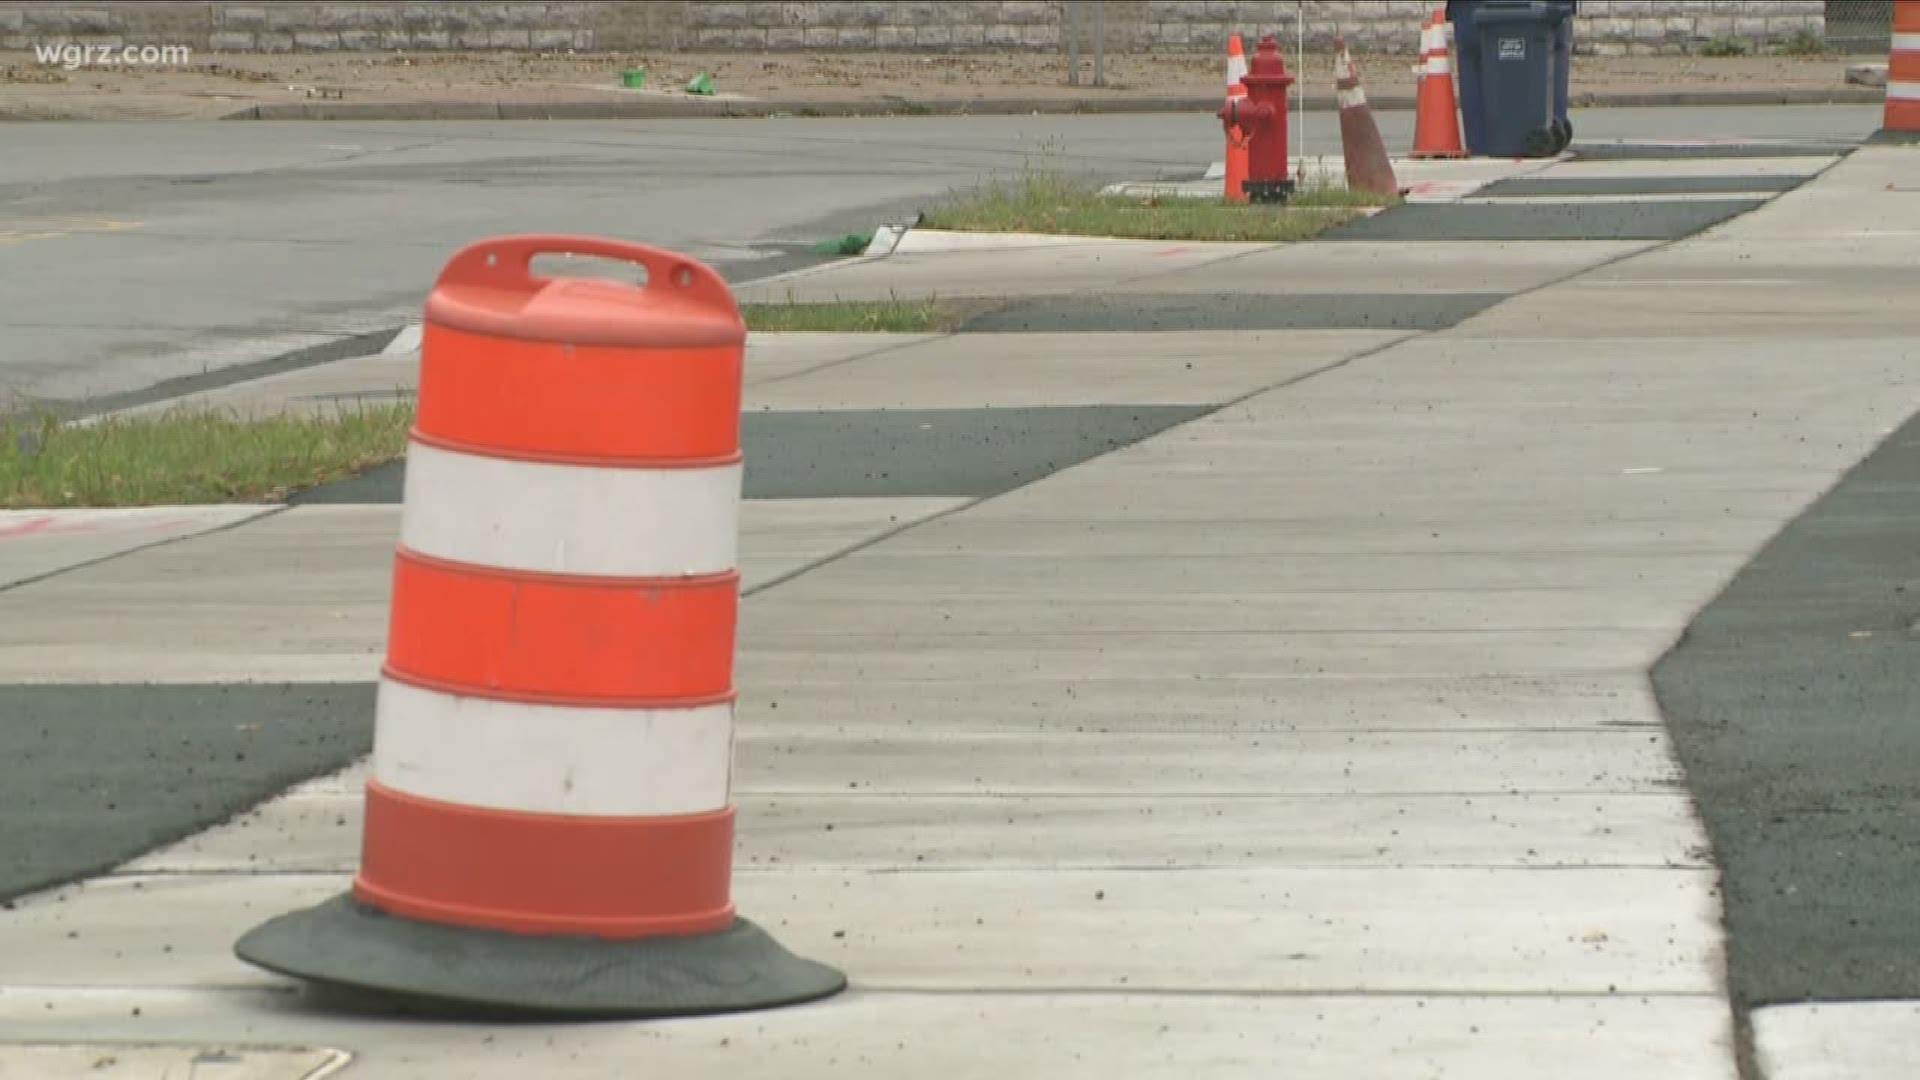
920, 170, 1397, 243
741, 293, 967, 333
1, 403, 414, 508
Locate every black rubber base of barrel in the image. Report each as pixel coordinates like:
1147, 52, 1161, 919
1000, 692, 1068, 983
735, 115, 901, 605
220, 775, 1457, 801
235, 895, 847, 1019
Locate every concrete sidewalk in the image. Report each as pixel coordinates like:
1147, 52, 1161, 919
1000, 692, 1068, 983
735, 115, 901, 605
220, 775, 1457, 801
1, 146, 1917, 1078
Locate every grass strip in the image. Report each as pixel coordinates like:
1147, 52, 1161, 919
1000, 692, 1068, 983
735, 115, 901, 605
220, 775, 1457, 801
1, 403, 414, 508
741, 294, 968, 333
923, 171, 1396, 242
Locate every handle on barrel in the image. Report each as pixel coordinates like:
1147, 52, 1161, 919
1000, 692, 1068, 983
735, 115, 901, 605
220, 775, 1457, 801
434, 234, 738, 317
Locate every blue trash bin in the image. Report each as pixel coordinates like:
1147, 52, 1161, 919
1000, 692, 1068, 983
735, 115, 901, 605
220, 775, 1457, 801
1447, 0, 1490, 155
1546, 0, 1576, 152
1469, 0, 1563, 158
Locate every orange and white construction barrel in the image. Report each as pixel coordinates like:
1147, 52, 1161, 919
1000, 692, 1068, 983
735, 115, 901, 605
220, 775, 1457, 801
234, 235, 845, 1017
1878, 0, 1920, 141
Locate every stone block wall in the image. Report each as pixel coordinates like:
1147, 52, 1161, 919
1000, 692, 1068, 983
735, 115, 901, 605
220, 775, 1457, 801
0, 1, 1830, 55
1134, 2, 1828, 56
0, 2, 616, 52
681, 2, 1070, 51
1574, 0, 1829, 57
205, 3, 608, 53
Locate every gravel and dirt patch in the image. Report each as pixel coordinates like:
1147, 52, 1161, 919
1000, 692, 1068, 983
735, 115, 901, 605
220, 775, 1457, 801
0, 49, 1875, 121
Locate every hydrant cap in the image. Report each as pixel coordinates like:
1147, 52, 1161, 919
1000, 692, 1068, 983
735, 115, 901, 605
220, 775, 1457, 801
1243, 34, 1296, 88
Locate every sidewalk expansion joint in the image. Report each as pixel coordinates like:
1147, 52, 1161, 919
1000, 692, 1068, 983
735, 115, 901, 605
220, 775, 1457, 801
747, 332, 956, 391
733, 862, 1717, 874
716, 329, 1438, 556
0, 505, 290, 598
0, 983, 297, 996
823, 986, 1730, 1001
722, 789, 1695, 800
769, 626, 1678, 636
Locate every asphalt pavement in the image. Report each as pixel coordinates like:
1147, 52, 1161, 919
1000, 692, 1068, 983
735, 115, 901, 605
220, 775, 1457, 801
1655, 407, 1920, 1008
0, 105, 1883, 407
0, 683, 374, 905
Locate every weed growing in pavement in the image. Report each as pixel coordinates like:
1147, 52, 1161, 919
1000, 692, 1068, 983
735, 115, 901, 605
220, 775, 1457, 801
740, 291, 971, 333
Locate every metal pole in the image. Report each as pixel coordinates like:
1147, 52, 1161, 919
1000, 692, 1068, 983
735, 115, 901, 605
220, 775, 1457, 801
1093, 2, 1107, 88
1067, 3, 1080, 86
1297, 1, 1306, 179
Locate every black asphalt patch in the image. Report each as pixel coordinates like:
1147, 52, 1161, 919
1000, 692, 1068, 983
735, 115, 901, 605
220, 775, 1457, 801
1322, 199, 1768, 242
1653, 409, 1920, 1008
291, 460, 407, 505
295, 405, 1211, 504
0, 683, 374, 903
959, 293, 1505, 333
1475, 175, 1803, 197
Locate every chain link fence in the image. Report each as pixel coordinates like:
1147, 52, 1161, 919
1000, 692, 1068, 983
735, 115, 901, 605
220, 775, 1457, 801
1826, 0, 1895, 52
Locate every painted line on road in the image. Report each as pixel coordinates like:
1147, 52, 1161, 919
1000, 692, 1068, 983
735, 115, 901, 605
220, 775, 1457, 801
0, 217, 142, 245
0, 1045, 353, 1080
381, 324, 423, 354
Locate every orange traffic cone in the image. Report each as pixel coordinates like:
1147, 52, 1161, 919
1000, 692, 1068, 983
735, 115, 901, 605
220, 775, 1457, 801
1336, 38, 1398, 196
1412, 9, 1466, 158
1874, 0, 1919, 142
1225, 32, 1250, 202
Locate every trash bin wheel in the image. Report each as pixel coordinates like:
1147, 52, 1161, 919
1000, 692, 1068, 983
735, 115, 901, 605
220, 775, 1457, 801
1520, 125, 1559, 158
1551, 118, 1573, 154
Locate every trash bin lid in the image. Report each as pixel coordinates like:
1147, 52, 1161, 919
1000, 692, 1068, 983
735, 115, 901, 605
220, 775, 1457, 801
1473, 1, 1555, 25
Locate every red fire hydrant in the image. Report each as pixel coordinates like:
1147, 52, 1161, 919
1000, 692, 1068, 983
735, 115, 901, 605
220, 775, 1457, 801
1217, 35, 1295, 203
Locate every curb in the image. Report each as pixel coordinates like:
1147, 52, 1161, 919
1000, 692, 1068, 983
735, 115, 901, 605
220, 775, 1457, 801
58, 243, 896, 421
20, 328, 403, 424
220, 86, 1888, 121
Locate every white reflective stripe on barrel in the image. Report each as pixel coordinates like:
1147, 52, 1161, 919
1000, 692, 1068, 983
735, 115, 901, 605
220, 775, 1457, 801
372, 678, 734, 816
399, 440, 742, 578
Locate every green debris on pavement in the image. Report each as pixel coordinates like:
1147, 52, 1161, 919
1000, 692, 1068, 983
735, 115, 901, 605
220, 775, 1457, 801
685, 71, 715, 95
807, 231, 876, 256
